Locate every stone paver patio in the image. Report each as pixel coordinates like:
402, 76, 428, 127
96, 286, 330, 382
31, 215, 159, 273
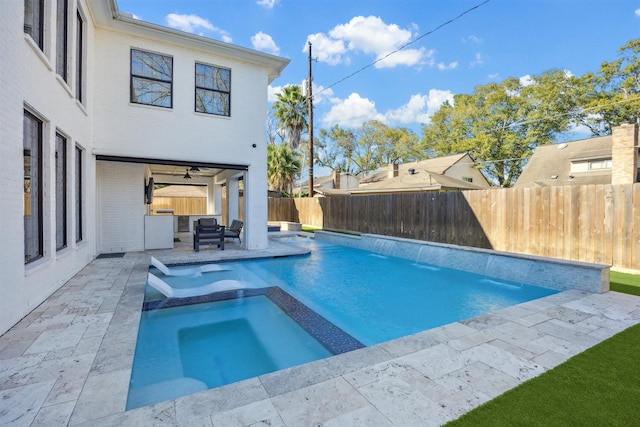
1, 236, 639, 426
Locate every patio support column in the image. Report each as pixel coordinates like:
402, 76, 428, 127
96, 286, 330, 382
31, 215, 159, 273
212, 183, 223, 216
226, 178, 240, 225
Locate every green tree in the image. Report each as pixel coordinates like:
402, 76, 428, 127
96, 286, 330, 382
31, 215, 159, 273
577, 38, 640, 135
271, 85, 308, 150
421, 71, 577, 187
315, 124, 358, 173
353, 121, 385, 175
267, 143, 301, 195
374, 123, 421, 164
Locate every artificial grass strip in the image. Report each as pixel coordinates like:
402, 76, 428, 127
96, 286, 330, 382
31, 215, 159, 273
610, 271, 640, 296
445, 323, 640, 427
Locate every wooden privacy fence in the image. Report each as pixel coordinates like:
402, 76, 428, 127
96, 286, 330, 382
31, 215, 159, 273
150, 196, 206, 215
268, 183, 640, 270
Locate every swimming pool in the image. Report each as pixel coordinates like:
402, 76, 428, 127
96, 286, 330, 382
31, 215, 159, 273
129, 238, 559, 408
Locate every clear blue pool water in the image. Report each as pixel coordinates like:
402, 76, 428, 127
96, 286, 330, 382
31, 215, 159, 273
129, 238, 558, 408
127, 295, 332, 409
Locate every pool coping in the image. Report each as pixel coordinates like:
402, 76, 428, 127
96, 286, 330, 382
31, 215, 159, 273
1, 236, 639, 426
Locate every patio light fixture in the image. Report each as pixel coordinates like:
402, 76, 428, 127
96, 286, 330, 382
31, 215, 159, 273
189, 166, 200, 173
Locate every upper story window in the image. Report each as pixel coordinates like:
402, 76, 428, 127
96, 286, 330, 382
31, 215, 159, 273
462, 177, 473, 183
195, 63, 231, 116
131, 49, 173, 108
56, 0, 69, 82
24, 0, 44, 50
76, 9, 84, 102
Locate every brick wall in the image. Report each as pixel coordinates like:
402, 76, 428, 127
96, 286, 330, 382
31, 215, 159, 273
97, 161, 146, 253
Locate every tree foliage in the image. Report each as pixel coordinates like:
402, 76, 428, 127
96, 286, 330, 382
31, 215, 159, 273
270, 38, 640, 190
267, 143, 301, 194
421, 70, 580, 187
271, 85, 308, 150
577, 39, 640, 135
315, 124, 357, 173
315, 121, 420, 176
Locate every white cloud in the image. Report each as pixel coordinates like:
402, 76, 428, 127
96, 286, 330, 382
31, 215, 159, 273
386, 89, 454, 125
165, 13, 232, 42
307, 15, 431, 68
268, 81, 333, 105
251, 31, 280, 55
487, 73, 500, 80
519, 74, 534, 86
636, 8, 640, 17
257, 0, 278, 9
166, 13, 214, 32
305, 33, 348, 66
437, 61, 458, 71
321, 89, 453, 128
309, 82, 334, 105
121, 11, 141, 20
425, 89, 455, 114
376, 48, 431, 68
323, 93, 386, 128
329, 16, 410, 55
471, 52, 485, 67
463, 35, 482, 43
268, 85, 282, 103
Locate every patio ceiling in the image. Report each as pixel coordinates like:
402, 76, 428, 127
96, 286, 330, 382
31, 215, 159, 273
148, 164, 225, 179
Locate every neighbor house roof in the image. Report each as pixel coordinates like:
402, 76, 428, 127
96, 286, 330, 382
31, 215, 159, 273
514, 136, 613, 188
360, 153, 469, 184
349, 169, 484, 195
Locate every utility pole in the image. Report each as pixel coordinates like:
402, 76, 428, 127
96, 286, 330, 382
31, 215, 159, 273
307, 41, 314, 197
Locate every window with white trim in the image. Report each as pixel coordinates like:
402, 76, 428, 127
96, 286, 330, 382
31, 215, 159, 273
24, 0, 44, 50
56, 0, 69, 82
195, 62, 231, 116
56, 133, 68, 251
24, 110, 43, 263
131, 49, 173, 108
75, 146, 83, 242
588, 159, 612, 170
76, 9, 84, 103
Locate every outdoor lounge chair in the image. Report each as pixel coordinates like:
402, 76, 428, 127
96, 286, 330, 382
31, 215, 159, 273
147, 272, 245, 298
193, 223, 225, 252
224, 220, 243, 243
150, 256, 229, 276
198, 217, 217, 227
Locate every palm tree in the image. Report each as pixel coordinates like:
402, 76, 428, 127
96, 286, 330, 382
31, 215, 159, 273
272, 85, 307, 150
267, 143, 301, 195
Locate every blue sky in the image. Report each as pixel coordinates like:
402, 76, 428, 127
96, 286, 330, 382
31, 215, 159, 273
116, 0, 640, 139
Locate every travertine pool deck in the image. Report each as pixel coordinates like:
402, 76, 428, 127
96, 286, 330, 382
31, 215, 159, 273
1, 236, 640, 426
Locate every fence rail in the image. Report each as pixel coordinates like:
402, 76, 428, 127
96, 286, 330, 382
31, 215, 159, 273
268, 183, 640, 270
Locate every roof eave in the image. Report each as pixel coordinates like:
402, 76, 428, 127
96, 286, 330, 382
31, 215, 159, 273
89, 0, 289, 83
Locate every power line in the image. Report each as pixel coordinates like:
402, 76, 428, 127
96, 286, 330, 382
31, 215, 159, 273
505, 95, 640, 129
314, 0, 491, 98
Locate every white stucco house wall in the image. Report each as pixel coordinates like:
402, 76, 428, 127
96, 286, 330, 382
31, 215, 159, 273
0, 0, 288, 335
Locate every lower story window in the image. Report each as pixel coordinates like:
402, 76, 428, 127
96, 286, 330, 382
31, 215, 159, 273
75, 146, 83, 242
56, 133, 68, 250
24, 110, 43, 263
